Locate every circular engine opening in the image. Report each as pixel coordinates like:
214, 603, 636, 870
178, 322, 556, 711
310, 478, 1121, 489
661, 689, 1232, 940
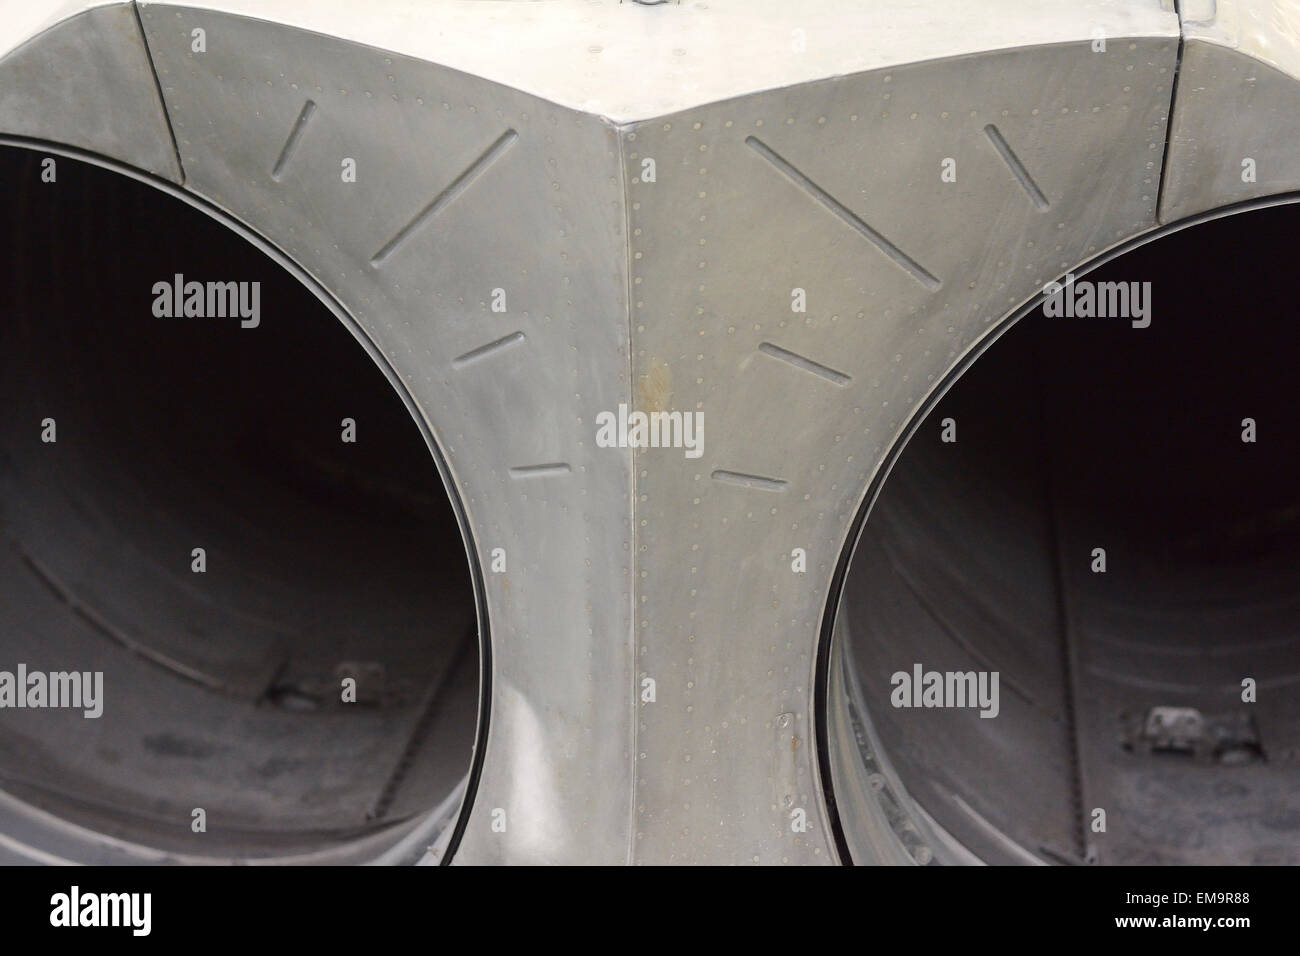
829, 203, 1300, 866
0, 146, 480, 862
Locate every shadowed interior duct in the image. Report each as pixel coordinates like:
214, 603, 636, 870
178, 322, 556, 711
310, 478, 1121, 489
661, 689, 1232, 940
836, 202, 1300, 865
0, 145, 479, 860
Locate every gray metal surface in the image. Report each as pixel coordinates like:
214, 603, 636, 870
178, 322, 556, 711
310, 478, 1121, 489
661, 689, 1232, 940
622, 28, 1178, 863
0, 3, 180, 181
132, 5, 636, 866
1162, 0, 1300, 220
0, 0, 1295, 864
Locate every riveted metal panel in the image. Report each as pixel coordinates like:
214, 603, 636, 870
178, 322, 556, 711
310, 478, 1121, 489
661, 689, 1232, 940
1161, 0, 1300, 221
6, 0, 1257, 867
138, 6, 635, 865
623, 35, 1178, 864
0, 3, 181, 181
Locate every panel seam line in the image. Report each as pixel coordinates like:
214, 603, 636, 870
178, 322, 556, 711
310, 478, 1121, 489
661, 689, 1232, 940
613, 117, 639, 866
131, 1, 186, 185
1155, 0, 1187, 222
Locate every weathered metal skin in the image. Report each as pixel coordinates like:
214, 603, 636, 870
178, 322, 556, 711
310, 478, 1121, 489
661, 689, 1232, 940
0, 0, 1293, 864
1160, 0, 1300, 220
